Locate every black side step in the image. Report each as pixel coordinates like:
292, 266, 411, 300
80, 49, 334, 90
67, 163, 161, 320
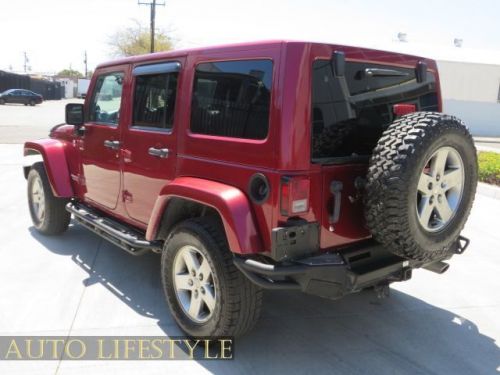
66, 202, 162, 255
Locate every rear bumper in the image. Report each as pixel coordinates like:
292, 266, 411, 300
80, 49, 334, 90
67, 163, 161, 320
234, 236, 469, 299
234, 241, 412, 299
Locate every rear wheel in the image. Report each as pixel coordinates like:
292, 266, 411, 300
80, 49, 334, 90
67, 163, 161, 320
364, 112, 477, 262
161, 218, 262, 337
27, 163, 71, 235
0, 98, 5, 105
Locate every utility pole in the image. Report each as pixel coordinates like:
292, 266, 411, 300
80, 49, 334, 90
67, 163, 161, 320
84, 50, 88, 78
138, 0, 165, 53
23, 52, 29, 73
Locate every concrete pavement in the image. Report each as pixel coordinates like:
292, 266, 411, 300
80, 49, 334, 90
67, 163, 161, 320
0, 144, 498, 374
0, 99, 83, 143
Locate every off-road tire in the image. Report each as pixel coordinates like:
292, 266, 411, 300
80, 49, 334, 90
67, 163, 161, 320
161, 218, 263, 337
364, 112, 477, 262
27, 162, 71, 235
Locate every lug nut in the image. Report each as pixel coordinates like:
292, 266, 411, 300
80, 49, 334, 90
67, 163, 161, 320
194, 290, 198, 298
191, 270, 196, 277
198, 273, 203, 281
428, 182, 433, 190
436, 174, 441, 181
438, 194, 443, 203
200, 287, 205, 295
429, 196, 434, 204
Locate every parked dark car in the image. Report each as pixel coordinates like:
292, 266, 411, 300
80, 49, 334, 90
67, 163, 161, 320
0, 89, 43, 106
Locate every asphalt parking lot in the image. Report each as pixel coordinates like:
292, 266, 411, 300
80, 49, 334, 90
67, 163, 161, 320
0, 101, 499, 374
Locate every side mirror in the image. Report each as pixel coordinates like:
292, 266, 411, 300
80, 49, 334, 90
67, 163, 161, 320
331, 50, 346, 77
65, 103, 84, 126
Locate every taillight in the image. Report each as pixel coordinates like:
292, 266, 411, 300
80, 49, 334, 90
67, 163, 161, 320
393, 103, 416, 117
280, 176, 310, 216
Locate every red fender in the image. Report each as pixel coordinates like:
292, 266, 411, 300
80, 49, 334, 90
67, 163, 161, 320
24, 139, 74, 197
146, 177, 262, 254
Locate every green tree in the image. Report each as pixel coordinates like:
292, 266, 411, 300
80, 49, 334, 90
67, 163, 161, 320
57, 69, 84, 78
108, 20, 174, 57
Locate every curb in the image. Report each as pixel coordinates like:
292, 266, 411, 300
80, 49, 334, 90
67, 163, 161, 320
476, 145, 500, 154
477, 182, 500, 200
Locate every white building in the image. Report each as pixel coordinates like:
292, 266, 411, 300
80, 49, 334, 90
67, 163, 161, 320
378, 42, 500, 137
55, 77, 77, 99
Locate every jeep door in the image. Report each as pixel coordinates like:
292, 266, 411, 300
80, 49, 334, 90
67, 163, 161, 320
120, 60, 183, 224
80, 67, 127, 210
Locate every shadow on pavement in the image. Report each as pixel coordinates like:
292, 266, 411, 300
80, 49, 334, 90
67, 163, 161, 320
30, 223, 499, 375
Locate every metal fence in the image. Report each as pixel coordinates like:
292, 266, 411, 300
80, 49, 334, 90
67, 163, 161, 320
0, 70, 64, 100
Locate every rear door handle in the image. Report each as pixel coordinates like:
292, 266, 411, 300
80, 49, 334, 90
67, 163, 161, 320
148, 147, 169, 158
104, 140, 120, 150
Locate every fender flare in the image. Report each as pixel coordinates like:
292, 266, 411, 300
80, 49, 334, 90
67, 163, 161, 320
146, 177, 263, 254
24, 139, 74, 197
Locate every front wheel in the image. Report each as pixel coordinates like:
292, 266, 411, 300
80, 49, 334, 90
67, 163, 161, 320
29, 99, 36, 106
27, 162, 71, 235
161, 218, 262, 337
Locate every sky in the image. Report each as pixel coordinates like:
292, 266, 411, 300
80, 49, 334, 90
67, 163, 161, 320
1, 0, 500, 75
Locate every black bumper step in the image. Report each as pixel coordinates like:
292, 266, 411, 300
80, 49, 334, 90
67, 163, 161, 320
66, 202, 162, 255
233, 242, 414, 299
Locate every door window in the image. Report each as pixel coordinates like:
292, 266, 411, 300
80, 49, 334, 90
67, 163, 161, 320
132, 73, 178, 130
88, 72, 124, 125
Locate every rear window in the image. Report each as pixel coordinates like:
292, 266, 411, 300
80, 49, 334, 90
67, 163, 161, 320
190, 59, 272, 140
311, 60, 438, 161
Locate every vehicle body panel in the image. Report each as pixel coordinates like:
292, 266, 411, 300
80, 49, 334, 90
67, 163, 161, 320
79, 64, 130, 211
24, 139, 73, 197
147, 177, 262, 254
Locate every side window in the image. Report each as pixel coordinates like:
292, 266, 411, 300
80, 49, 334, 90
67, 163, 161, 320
132, 73, 178, 130
89, 72, 124, 125
190, 59, 272, 140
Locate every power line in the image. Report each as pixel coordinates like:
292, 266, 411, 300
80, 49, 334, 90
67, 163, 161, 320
138, 0, 165, 53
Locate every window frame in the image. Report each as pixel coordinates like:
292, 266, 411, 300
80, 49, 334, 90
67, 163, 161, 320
87, 71, 125, 127
130, 61, 181, 133
188, 58, 274, 141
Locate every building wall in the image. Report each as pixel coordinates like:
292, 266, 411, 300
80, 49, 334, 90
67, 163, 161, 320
438, 61, 500, 136
57, 78, 76, 98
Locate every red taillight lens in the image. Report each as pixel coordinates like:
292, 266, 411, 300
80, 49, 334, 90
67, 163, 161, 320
280, 177, 310, 216
393, 103, 416, 117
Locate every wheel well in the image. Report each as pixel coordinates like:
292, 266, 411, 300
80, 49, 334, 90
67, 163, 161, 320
23, 150, 43, 179
156, 198, 224, 241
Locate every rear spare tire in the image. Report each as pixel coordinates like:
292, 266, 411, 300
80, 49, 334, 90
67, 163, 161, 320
364, 112, 477, 262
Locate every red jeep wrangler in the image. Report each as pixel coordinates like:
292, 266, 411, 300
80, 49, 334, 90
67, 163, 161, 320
24, 41, 477, 337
